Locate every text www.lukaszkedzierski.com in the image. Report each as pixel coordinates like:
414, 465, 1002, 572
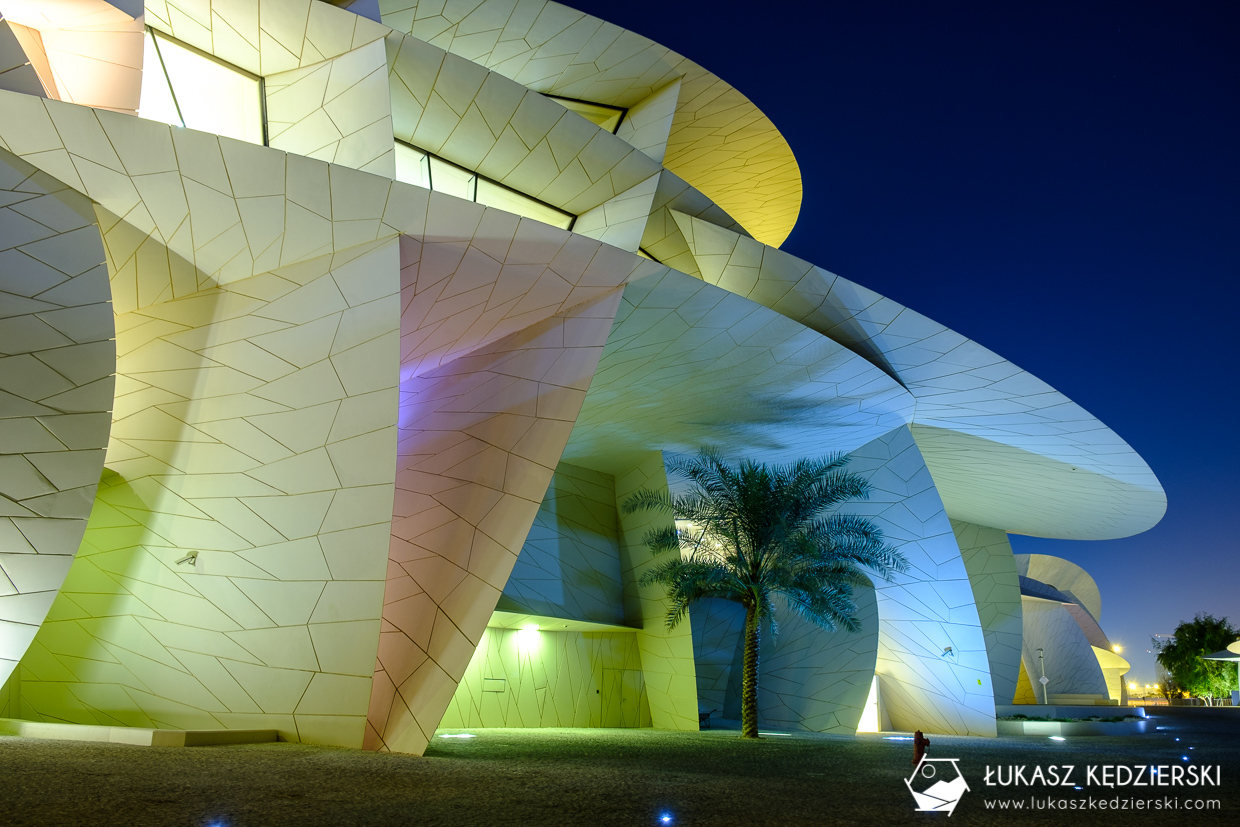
984, 796, 1220, 810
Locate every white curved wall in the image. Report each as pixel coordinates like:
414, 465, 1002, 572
17, 237, 399, 744
953, 520, 1022, 706
1020, 598, 1108, 700
0, 0, 1162, 752
0, 148, 115, 694
842, 426, 995, 736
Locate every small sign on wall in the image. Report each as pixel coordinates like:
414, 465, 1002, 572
482, 678, 507, 692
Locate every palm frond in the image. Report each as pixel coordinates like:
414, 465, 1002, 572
634, 448, 908, 740
633, 448, 906, 638
621, 487, 674, 516
641, 524, 682, 557
778, 584, 862, 633
640, 556, 745, 629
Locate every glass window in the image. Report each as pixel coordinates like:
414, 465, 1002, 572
394, 143, 431, 189
139, 30, 264, 146
138, 31, 181, 127
476, 180, 573, 230
428, 156, 476, 201
546, 96, 626, 134
395, 141, 576, 230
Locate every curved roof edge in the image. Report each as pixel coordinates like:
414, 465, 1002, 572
672, 210, 1166, 541
379, 0, 804, 248
1015, 554, 1104, 623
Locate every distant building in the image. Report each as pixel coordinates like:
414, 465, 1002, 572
0, 0, 1162, 754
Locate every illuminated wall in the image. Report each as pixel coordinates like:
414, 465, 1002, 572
691, 585, 878, 733
833, 427, 996, 736
0, 0, 143, 114
1019, 598, 1109, 701
1013, 554, 1128, 705
614, 453, 700, 732
15, 237, 399, 743
440, 453, 699, 734
0, 148, 115, 699
500, 462, 624, 626
954, 520, 1023, 706
0, 0, 1162, 752
440, 626, 649, 729
142, 0, 395, 174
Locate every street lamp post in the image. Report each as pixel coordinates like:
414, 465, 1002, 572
1037, 648, 1049, 705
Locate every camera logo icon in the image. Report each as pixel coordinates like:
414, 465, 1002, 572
905, 757, 970, 815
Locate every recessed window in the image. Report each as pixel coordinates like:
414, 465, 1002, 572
475, 180, 575, 229
546, 96, 626, 134
139, 29, 264, 146
394, 143, 431, 189
395, 142, 574, 230
428, 156, 476, 202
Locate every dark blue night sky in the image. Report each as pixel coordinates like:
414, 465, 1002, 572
567, 0, 1239, 681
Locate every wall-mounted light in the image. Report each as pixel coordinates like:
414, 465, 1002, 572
516, 623, 540, 651
175, 551, 198, 566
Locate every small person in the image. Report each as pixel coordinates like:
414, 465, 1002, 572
912, 729, 930, 765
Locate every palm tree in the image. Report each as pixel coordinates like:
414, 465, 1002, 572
622, 448, 907, 739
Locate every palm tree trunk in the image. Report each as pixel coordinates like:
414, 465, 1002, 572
741, 606, 760, 738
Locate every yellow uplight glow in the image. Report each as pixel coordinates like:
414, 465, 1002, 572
856, 675, 881, 733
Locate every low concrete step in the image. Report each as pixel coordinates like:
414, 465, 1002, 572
0, 717, 278, 747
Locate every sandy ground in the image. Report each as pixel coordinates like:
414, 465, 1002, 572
1, 707, 1238, 826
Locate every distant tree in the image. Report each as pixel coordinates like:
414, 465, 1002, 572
622, 448, 908, 739
1153, 614, 1240, 705
1153, 664, 1183, 701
